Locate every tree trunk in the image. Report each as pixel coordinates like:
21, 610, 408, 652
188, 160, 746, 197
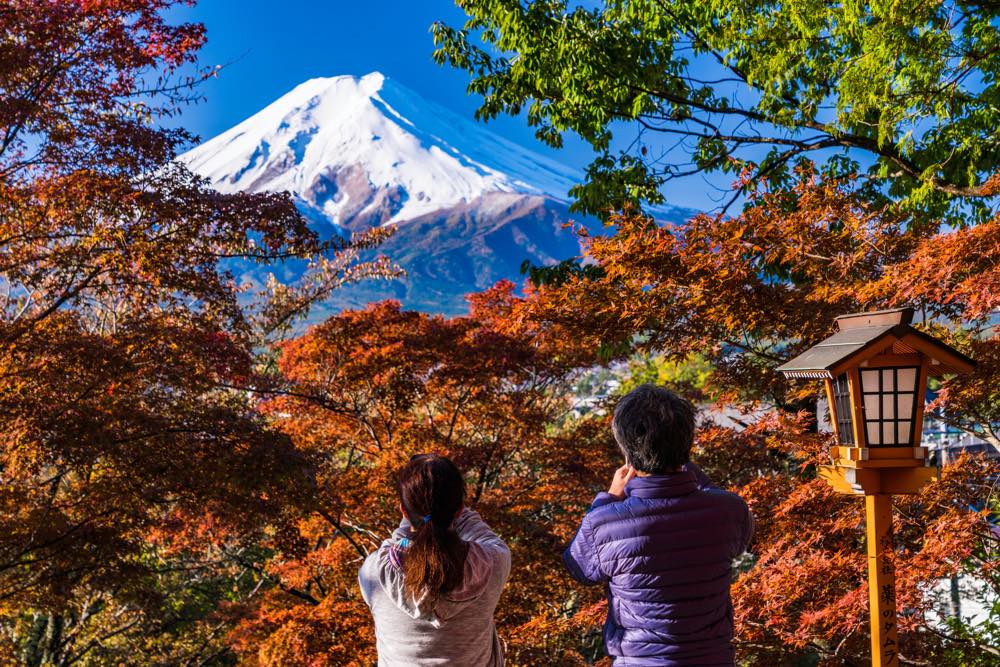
949, 573, 962, 622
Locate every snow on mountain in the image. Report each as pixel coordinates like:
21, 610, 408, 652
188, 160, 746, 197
181, 72, 692, 315
180, 72, 582, 227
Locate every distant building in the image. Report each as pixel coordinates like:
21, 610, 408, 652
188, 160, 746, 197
922, 413, 997, 462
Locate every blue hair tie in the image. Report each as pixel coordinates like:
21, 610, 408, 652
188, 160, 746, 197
421, 514, 432, 524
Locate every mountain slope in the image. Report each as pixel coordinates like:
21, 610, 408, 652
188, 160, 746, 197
182, 72, 580, 225
320, 193, 585, 314
181, 72, 689, 315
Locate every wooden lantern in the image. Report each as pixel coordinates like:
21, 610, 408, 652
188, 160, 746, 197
778, 307, 974, 667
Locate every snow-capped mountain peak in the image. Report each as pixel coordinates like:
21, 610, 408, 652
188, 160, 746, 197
181, 72, 581, 226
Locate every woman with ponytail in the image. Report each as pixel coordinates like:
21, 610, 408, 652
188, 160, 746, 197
359, 453, 511, 666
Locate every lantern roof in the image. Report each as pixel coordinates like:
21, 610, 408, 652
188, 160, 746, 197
777, 308, 975, 379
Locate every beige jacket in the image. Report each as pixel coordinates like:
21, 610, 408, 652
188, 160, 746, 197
359, 508, 511, 666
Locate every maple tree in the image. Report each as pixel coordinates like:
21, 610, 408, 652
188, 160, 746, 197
483, 166, 1000, 664
230, 169, 1000, 664
433, 5, 1000, 657
2, 1, 998, 666
231, 288, 617, 665
0, 1, 389, 663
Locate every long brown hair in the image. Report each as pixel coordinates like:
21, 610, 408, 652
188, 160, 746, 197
397, 453, 468, 601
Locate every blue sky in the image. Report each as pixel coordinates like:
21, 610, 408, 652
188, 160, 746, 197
174, 2, 476, 139
170, 0, 719, 211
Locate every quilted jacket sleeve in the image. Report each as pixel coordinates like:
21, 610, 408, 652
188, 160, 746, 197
563, 494, 613, 585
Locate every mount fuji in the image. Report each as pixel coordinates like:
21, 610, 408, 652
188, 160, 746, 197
181, 72, 689, 314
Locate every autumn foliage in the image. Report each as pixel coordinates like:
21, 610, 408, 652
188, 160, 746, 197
1, 2, 999, 667
499, 169, 1000, 664
236, 289, 612, 665
0, 1, 388, 664
223, 175, 1000, 664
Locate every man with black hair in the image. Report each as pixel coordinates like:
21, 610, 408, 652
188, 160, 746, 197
564, 384, 754, 666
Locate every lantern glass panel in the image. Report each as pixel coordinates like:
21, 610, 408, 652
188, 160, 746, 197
861, 370, 880, 393
882, 369, 895, 390
897, 394, 913, 418
897, 367, 917, 392
831, 373, 854, 445
864, 394, 879, 421
881, 394, 895, 419
860, 365, 921, 446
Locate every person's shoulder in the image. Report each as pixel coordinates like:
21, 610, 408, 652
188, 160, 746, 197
468, 540, 511, 586
697, 486, 751, 521
360, 541, 411, 601
583, 496, 639, 532
358, 547, 387, 605
360, 540, 405, 580
468, 530, 510, 562
359, 545, 384, 581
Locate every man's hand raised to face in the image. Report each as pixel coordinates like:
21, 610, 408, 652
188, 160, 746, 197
608, 464, 637, 500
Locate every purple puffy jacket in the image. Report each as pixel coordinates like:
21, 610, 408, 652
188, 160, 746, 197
564, 464, 753, 666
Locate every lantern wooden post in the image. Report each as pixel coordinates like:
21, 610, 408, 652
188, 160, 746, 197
777, 308, 975, 666
866, 494, 898, 667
